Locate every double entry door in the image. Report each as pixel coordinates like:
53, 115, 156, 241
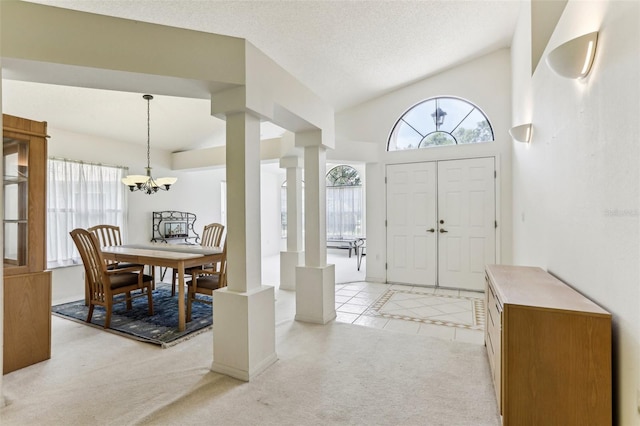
386, 157, 495, 291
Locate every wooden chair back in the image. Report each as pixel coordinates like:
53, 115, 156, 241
88, 224, 124, 247
70, 228, 110, 303
201, 223, 224, 247
171, 223, 225, 296
88, 224, 123, 269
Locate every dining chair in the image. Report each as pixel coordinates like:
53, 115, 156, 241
185, 239, 227, 322
88, 224, 125, 268
87, 224, 152, 305
88, 224, 144, 270
171, 222, 225, 296
70, 228, 154, 329
355, 237, 366, 271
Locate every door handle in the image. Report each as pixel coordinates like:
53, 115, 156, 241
439, 228, 448, 233
426, 228, 435, 233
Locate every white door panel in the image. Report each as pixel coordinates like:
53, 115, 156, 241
386, 158, 496, 290
438, 158, 495, 290
386, 163, 437, 286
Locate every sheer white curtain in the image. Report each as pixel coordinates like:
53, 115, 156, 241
47, 158, 127, 268
326, 186, 363, 239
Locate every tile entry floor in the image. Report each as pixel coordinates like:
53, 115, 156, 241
334, 282, 486, 345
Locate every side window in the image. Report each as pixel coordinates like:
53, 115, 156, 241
47, 158, 127, 268
326, 165, 363, 239
388, 96, 494, 151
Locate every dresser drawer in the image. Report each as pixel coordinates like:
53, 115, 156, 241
484, 274, 502, 411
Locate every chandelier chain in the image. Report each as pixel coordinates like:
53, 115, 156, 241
147, 95, 151, 170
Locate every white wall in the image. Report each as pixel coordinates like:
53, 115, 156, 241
337, 49, 513, 283
511, 1, 640, 423
47, 128, 284, 304
48, 127, 224, 244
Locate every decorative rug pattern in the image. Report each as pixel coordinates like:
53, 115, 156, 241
51, 286, 213, 348
367, 289, 485, 330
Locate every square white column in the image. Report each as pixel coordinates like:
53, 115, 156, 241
293, 133, 336, 324
211, 286, 277, 381
280, 250, 304, 291
279, 156, 304, 291
212, 110, 276, 381
302, 142, 327, 267
295, 264, 336, 324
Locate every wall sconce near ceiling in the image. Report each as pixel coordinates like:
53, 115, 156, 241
509, 123, 533, 143
546, 31, 598, 79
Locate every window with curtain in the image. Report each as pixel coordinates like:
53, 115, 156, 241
326, 165, 363, 239
47, 158, 127, 268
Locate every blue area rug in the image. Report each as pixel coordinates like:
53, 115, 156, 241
51, 285, 212, 348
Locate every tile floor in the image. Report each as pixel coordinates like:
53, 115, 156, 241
268, 250, 485, 345
334, 282, 486, 345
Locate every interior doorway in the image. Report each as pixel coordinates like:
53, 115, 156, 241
386, 157, 495, 291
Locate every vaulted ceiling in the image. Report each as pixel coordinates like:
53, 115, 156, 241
2, 0, 521, 152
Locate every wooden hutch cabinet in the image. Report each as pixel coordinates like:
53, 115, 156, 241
3, 114, 52, 374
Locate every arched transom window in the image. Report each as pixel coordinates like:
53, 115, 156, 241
326, 165, 361, 187
388, 96, 494, 151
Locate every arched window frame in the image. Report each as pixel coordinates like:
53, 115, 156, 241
387, 96, 494, 151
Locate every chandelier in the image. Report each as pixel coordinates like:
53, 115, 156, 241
121, 94, 177, 194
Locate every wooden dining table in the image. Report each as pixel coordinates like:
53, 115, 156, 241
101, 243, 223, 331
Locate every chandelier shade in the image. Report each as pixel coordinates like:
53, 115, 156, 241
122, 94, 177, 194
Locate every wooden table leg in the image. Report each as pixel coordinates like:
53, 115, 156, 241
177, 260, 185, 331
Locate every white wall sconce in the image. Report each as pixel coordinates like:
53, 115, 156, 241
509, 123, 532, 143
546, 31, 598, 79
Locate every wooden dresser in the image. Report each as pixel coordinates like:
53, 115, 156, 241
485, 264, 611, 425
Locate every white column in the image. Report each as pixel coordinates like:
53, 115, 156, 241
295, 131, 335, 324
211, 111, 277, 381
279, 156, 304, 291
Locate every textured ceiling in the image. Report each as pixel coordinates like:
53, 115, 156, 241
2, 0, 521, 151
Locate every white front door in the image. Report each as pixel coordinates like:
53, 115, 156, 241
437, 158, 495, 290
386, 162, 437, 286
386, 158, 495, 290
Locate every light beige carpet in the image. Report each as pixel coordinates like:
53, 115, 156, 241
1, 314, 499, 425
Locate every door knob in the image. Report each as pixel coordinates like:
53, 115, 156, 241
439, 219, 445, 224
439, 228, 448, 233
426, 228, 435, 233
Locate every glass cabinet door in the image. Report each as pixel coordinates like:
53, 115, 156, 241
3, 136, 29, 270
